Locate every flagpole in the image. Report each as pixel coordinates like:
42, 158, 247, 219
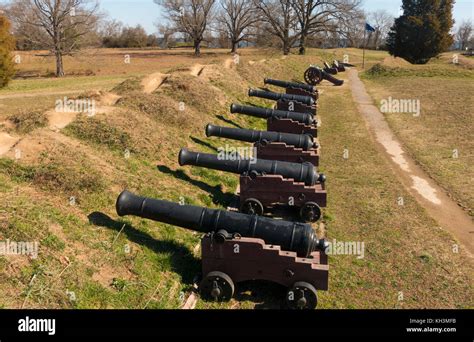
362, 29, 366, 69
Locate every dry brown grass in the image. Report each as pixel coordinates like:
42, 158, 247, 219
11, 48, 276, 78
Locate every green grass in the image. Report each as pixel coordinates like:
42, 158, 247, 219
0, 151, 106, 195
63, 116, 133, 153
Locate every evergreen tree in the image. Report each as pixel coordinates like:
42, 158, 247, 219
387, 0, 454, 64
0, 14, 15, 88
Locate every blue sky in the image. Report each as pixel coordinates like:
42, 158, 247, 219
100, 0, 474, 34
1, 0, 472, 34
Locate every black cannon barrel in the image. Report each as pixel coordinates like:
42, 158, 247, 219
248, 89, 315, 107
230, 104, 316, 125
179, 149, 325, 186
206, 124, 315, 151
116, 191, 327, 257
320, 68, 344, 86
264, 78, 315, 93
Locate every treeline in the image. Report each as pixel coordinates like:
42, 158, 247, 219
0, 0, 471, 79
99, 21, 159, 49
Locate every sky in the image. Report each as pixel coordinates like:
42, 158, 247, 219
99, 0, 474, 34
1, 0, 472, 34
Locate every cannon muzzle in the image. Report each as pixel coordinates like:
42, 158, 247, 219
230, 104, 316, 125
264, 78, 316, 93
179, 148, 325, 186
248, 89, 315, 107
116, 191, 327, 257
206, 124, 316, 150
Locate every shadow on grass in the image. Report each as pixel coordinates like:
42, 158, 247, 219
190, 136, 218, 152
88, 212, 200, 285
156, 165, 237, 207
234, 280, 286, 309
215, 115, 243, 129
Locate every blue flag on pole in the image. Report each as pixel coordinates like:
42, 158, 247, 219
365, 23, 376, 32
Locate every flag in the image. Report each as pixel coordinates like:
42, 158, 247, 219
365, 23, 376, 32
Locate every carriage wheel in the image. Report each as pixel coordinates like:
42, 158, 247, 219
286, 281, 318, 309
304, 67, 322, 85
299, 201, 321, 222
200, 271, 235, 302
240, 198, 264, 216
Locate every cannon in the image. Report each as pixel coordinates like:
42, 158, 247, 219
304, 66, 344, 86
205, 124, 317, 151
248, 89, 315, 107
249, 87, 318, 115
230, 104, 318, 137
116, 191, 329, 308
264, 78, 316, 93
116, 191, 326, 257
263, 78, 319, 101
336, 60, 355, 67
179, 149, 327, 222
323, 61, 339, 75
206, 124, 320, 166
230, 104, 316, 125
179, 148, 324, 186
332, 60, 346, 72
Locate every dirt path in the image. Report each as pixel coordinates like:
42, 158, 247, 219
348, 69, 473, 255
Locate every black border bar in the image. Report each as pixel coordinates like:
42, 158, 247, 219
0, 309, 472, 338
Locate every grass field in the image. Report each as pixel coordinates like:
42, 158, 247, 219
360, 53, 474, 214
0, 47, 472, 309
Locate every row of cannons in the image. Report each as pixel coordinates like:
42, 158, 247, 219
115, 62, 348, 309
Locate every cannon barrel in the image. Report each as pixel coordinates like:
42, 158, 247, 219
206, 124, 316, 151
230, 104, 316, 125
264, 78, 315, 93
116, 191, 327, 257
320, 68, 344, 86
179, 149, 325, 186
248, 89, 315, 107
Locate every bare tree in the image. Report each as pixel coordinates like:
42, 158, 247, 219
6, 0, 100, 77
99, 19, 124, 48
456, 21, 473, 51
253, 0, 299, 55
217, 0, 258, 53
469, 36, 474, 51
368, 10, 393, 49
156, 23, 176, 49
337, 9, 365, 48
156, 0, 216, 56
290, 0, 362, 55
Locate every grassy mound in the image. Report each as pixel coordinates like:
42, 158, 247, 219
364, 62, 474, 79
8, 111, 48, 134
